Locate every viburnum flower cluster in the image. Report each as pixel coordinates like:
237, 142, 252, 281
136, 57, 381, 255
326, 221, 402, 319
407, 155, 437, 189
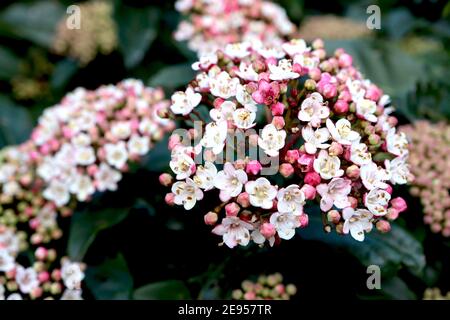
401, 121, 450, 236
161, 38, 411, 247
231, 273, 296, 300
174, 0, 296, 55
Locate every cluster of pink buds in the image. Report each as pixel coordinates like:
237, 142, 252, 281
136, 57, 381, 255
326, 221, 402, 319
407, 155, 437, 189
161, 38, 411, 247
232, 272, 296, 300
0, 232, 85, 300
174, 0, 296, 55
30, 79, 173, 207
401, 121, 450, 236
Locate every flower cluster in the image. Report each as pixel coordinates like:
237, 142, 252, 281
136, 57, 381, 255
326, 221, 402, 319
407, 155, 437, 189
231, 273, 296, 300
174, 0, 296, 56
401, 121, 450, 236
53, 0, 118, 65
161, 38, 411, 247
30, 79, 173, 207
423, 288, 450, 300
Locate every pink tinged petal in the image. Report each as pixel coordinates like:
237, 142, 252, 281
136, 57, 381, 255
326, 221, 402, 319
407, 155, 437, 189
350, 225, 365, 241
320, 196, 334, 212
212, 224, 226, 236
315, 184, 328, 196
219, 190, 232, 202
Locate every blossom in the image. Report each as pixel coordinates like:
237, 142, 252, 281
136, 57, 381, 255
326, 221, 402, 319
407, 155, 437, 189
276, 184, 305, 214
301, 125, 330, 154
235, 62, 259, 81
201, 121, 228, 154
127, 135, 150, 156
360, 162, 389, 190
15, 266, 39, 294
326, 118, 360, 145
282, 39, 309, 56
298, 92, 329, 127
252, 80, 280, 106
245, 177, 277, 209
61, 261, 85, 290
316, 178, 351, 211
172, 178, 204, 210
268, 59, 300, 80
170, 87, 202, 115
233, 108, 256, 129
69, 174, 95, 202
342, 207, 373, 241
210, 101, 236, 122
74, 146, 96, 166
170, 150, 195, 180
355, 98, 377, 122
105, 142, 128, 169
224, 42, 251, 59
313, 150, 344, 180
365, 188, 391, 216
193, 161, 217, 191
43, 180, 70, 207
212, 216, 254, 248
94, 163, 122, 192
258, 124, 286, 157
269, 212, 300, 240
0, 249, 15, 272
350, 142, 372, 166
386, 128, 408, 156
214, 163, 248, 202
209, 72, 240, 99
384, 156, 410, 185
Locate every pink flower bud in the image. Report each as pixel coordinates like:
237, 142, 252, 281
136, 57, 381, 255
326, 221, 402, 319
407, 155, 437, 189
308, 67, 321, 81
385, 185, 393, 194
272, 116, 285, 129
35, 247, 48, 261
322, 84, 337, 99
159, 173, 173, 186
38, 271, 50, 283
30, 287, 43, 299
246, 160, 262, 175
386, 208, 399, 220
327, 210, 341, 224
301, 184, 316, 200
234, 159, 246, 170
293, 63, 302, 74
346, 165, 360, 179
304, 172, 321, 186
390, 197, 407, 213
271, 102, 285, 116
87, 165, 98, 176
279, 163, 294, 178
165, 193, 175, 206
365, 85, 382, 101
312, 38, 324, 49
329, 142, 343, 156
333, 100, 349, 114
338, 53, 353, 68
168, 134, 181, 150
339, 90, 352, 102
213, 98, 225, 108
299, 214, 309, 227
376, 220, 391, 233
225, 202, 240, 216
244, 291, 256, 300
285, 150, 299, 164
204, 211, 218, 225
348, 196, 358, 208
237, 192, 250, 208
260, 222, 276, 238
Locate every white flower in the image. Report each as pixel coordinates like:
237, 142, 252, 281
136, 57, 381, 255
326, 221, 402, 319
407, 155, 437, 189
360, 161, 389, 190
277, 184, 305, 214
0, 249, 15, 272
105, 142, 128, 169
2, 181, 20, 197
251, 228, 275, 247
342, 207, 373, 241
74, 146, 96, 166
316, 178, 351, 212
257, 46, 286, 59
36, 205, 57, 229
7, 293, 22, 300
302, 125, 330, 154
170, 87, 202, 115
385, 156, 410, 185
172, 178, 204, 210
298, 92, 329, 127
212, 216, 254, 248
209, 71, 239, 99
356, 98, 377, 122
350, 142, 372, 166
313, 150, 344, 180
193, 161, 217, 191
386, 128, 408, 156
326, 118, 360, 145
282, 39, 309, 56
258, 124, 286, 157
170, 149, 195, 180
268, 59, 300, 80
224, 42, 251, 59
270, 212, 300, 240
15, 266, 39, 294
111, 121, 132, 139
214, 163, 248, 201
70, 174, 95, 202
139, 118, 158, 135
71, 133, 91, 146
61, 261, 85, 290
233, 108, 256, 129
61, 289, 83, 300
201, 121, 228, 154
346, 79, 366, 101
43, 180, 70, 207
293, 54, 319, 70
365, 188, 391, 216
127, 134, 150, 155
245, 177, 277, 209
95, 163, 122, 192
236, 84, 257, 112
235, 62, 258, 81
0, 229, 20, 255
191, 53, 218, 70
209, 101, 236, 122
0, 283, 4, 300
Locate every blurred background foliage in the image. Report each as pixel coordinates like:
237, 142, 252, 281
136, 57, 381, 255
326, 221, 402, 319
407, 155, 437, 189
0, 0, 449, 300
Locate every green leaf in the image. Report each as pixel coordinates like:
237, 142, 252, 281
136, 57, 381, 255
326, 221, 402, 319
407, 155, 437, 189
116, 5, 159, 69
299, 211, 426, 278
0, 47, 20, 80
142, 136, 171, 172
0, 95, 33, 148
0, 1, 64, 48
148, 63, 195, 90
67, 207, 129, 261
50, 59, 78, 90
133, 280, 191, 300
85, 253, 133, 300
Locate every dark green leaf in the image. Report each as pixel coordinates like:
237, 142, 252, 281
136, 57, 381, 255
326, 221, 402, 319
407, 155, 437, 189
0, 47, 20, 80
0, 95, 33, 148
0, 1, 64, 48
67, 207, 129, 261
148, 63, 195, 90
141, 136, 170, 172
85, 253, 133, 300
50, 59, 78, 90
133, 280, 191, 300
116, 5, 159, 69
